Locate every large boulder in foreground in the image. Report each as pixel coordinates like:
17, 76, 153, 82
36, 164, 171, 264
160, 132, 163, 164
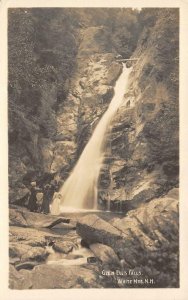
9, 207, 70, 228
76, 214, 124, 248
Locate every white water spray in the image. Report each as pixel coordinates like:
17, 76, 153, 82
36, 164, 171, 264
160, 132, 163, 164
51, 64, 131, 214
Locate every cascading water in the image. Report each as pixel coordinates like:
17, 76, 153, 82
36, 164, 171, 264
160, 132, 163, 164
51, 64, 131, 214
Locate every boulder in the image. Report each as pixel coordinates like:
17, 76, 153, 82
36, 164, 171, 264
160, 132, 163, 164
89, 243, 120, 266
9, 226, 65, 247
9, 207, 70, 228
21, 247, 48, 262
52, 240, 75, 254
9, 265, 33, 289
76, 214, 124, 248
110, 195, 179, 237
109, 194, 179, 267
28, 264, 101, 289
22, 210, 70, 228
9, 242, 48, 263
9, 243, 32, 259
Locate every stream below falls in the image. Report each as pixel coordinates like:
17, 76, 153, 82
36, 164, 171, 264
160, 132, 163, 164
45, 211, 124, 267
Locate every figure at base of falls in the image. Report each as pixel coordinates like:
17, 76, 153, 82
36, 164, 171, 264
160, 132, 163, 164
27, 181, 41, 212
50, 192, 62, 215
41, 181, 58, 214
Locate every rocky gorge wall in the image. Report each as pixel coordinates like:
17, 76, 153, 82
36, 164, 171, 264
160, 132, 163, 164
98, 9, 179, 210
50, 26, 123, 180
9, 9, 179, 212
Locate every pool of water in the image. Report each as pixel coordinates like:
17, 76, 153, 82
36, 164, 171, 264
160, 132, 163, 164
57, 209, 125, 222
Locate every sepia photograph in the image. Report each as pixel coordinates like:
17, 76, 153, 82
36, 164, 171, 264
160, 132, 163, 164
1, 1, 183, 293
8, 6, 179, 290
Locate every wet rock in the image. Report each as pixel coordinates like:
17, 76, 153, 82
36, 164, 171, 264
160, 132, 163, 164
103, 62, 122, 85
53, 241, 75, 254
62, 230, 82, 248
89, 243, 120, 266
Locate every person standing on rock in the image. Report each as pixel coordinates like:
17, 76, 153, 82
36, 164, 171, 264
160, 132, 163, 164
41, 181, 57, 214
50, 192, 62, 215
28, 182, 41, 212
36, 191, 44, 212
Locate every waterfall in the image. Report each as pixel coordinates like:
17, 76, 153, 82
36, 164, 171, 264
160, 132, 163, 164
51, 64, 131, 214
